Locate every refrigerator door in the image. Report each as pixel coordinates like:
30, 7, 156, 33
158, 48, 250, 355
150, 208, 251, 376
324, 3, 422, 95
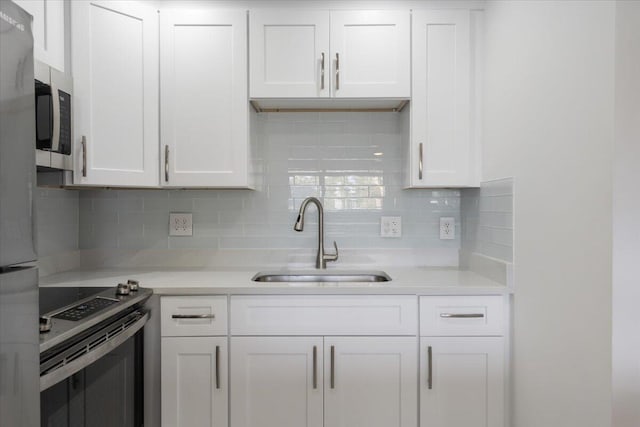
0, 266, 39, 427
0, 0, 37, 266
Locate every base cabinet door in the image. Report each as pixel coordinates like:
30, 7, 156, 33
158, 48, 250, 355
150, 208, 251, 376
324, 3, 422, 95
324, 337, 417, 427
161, 337, 228, 427
230, 337, 324, 427
420, 337, 505, 427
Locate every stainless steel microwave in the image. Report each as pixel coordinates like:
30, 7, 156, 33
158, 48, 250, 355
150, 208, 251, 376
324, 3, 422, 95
35, 61, 73, 171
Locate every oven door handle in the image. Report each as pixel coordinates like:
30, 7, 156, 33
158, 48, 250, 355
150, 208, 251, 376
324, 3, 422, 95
40, 311, 149, 392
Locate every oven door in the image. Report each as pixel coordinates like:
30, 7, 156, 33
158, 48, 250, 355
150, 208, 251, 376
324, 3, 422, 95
40, 318, 146, 427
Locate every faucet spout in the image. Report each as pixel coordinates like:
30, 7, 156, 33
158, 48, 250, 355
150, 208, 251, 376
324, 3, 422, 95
293, 197, 338, 269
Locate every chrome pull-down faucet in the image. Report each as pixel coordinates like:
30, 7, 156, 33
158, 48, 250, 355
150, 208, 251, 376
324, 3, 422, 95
293, 197, 339, 269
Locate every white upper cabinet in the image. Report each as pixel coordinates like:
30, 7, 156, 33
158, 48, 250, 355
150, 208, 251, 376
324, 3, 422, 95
71, 0, 159, 187
408, 10, 481, 188
330, 11, 410, 98
250, 10, 330, 98
15, 0, 65, 71
250, 10, 410, 99
160, 10, 250, 188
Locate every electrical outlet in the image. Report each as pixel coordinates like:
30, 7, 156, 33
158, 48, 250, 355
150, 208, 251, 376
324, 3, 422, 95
381, 216, 402, 238
169, 213, 193, 236
439, 217, 455, 240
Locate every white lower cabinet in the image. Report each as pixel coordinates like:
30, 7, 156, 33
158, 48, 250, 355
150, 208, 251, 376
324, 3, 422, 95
420, 337, 505, 427
230, 337, 323, 427
161, 337, 228, 427
161, 296, 228, 427
159, 294, 507, 427
324, 337, 417, 427
230, 336, 417, 427
419, 296, 506, 427
229, 295, 418, 427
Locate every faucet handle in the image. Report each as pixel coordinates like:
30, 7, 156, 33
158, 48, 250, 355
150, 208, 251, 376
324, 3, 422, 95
324, 241, 339, 262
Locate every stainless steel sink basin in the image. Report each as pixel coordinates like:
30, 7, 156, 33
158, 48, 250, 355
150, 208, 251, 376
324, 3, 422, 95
252, 270, 391, 283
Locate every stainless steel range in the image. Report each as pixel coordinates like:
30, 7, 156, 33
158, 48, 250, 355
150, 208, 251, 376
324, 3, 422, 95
39, 283, 152, 427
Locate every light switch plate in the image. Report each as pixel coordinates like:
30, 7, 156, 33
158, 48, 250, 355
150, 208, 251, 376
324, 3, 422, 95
381, 216, 402, 238
439, 217, 455, 240
169, 213, 192, 236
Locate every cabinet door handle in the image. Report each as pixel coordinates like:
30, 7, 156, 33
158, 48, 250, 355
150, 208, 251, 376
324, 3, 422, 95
440, 313, 485, 318
320, 52, 325, 90
335, 53, 340, 90
418, 142, 423, 180
312, 345, 318, 389
330, 345, 335, 389
427, 345, 433, 390
164, 145, 169, 182
215, 345, 220, 389
81, 136, 87, 177
171, 314, 215, 319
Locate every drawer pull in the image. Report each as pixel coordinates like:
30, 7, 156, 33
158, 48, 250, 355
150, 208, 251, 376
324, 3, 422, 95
171, 314, 216, 319
440, 313, 484, 318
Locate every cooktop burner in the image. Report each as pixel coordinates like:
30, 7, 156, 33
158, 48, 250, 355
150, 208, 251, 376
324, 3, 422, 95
52, 296, 119, 321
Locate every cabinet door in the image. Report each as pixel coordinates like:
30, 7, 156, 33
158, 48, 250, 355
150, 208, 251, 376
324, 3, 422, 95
72, 1, 159, 187
14, 0, 65, 71
250, 10, 330, 98
420, 337, 505, 427
160, 10, 248, 187
324, 337, 417, 427
410, 10, 477, 187
330, 11, 410, 98
162, 337, 228, 427
230, 337, 323, 427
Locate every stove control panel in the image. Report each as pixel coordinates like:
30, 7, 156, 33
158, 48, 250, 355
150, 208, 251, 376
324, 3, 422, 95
53, 297, 119, 321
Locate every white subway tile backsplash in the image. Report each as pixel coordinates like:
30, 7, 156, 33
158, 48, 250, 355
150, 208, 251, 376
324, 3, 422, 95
35, 188, 79, 257
70, 113, 463, 257
461, 178, 514, 266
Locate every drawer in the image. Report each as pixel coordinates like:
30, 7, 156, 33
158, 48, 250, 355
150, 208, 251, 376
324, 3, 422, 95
420, 296, 505, 336
161, 296, 227, 337
230, 295, 417, 336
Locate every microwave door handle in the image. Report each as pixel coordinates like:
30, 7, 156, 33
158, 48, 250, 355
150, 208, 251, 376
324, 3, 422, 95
50, 83, 60, 152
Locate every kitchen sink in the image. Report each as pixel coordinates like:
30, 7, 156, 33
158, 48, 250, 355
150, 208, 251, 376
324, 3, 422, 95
252, 270, 391, 283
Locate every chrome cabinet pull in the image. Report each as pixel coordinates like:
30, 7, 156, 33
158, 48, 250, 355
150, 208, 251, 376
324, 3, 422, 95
335, 53, 340, 90
440, 313, 485, 318
171, 314, 215, 319
427, 345, 433, 390
330, 345, 335, 389
312, 345, 318, 389
81, 136, 87, 177
215, 345, 220, 389
164, 145, 169, 182
418, 142, 423, 180
320, 52, 325, 90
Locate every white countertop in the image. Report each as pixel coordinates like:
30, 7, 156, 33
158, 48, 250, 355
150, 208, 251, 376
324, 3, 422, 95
39, 267, 511, 295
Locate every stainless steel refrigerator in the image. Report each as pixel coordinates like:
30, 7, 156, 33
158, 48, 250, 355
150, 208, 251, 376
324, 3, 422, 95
0, 1, 39, 426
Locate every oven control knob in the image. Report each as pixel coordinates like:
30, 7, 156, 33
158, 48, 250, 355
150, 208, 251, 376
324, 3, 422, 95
39, 316, 52, 333
127, 279, 140, 292
116, 283, 131, 296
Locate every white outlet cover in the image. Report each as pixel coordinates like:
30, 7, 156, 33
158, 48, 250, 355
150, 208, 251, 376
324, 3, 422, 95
439, 217, 455, 240
381, 216, 402, 238
169, 213, 193, 236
